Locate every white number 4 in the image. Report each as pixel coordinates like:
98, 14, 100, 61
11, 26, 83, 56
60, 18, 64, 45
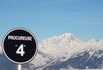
16, 44, 25, 56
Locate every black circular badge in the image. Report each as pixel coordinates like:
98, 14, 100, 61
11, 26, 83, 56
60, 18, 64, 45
2, 28, 38, 64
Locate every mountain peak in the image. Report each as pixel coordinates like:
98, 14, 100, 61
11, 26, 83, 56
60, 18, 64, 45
59, 33, 76, 40
42, 33, 76, 44
61, 33, 73, 38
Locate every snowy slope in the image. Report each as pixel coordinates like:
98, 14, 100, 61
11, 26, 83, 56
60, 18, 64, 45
31, 33, 103, 69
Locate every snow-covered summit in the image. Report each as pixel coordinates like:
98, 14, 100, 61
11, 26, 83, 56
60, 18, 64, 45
58, 33, 75, 39
41, 33, 77, 45
39, 33, 103, 53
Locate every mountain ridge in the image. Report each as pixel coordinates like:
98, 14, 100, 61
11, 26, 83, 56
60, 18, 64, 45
0, 33, 103, 69
31, 33, 103, 69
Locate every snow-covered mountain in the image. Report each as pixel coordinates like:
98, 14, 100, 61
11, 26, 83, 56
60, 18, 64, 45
31, 33, 103, 69
0, 33, 103, 70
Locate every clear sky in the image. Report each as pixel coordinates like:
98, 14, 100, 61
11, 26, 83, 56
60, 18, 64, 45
0, 0, 103, 42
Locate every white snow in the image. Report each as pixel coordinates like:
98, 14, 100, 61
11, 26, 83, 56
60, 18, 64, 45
31, 33, 103, 69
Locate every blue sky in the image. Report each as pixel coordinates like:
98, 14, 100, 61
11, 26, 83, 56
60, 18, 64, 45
0, 0, 103, 42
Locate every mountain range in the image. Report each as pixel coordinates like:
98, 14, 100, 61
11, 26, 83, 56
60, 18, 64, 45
0, 33, 103, 70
